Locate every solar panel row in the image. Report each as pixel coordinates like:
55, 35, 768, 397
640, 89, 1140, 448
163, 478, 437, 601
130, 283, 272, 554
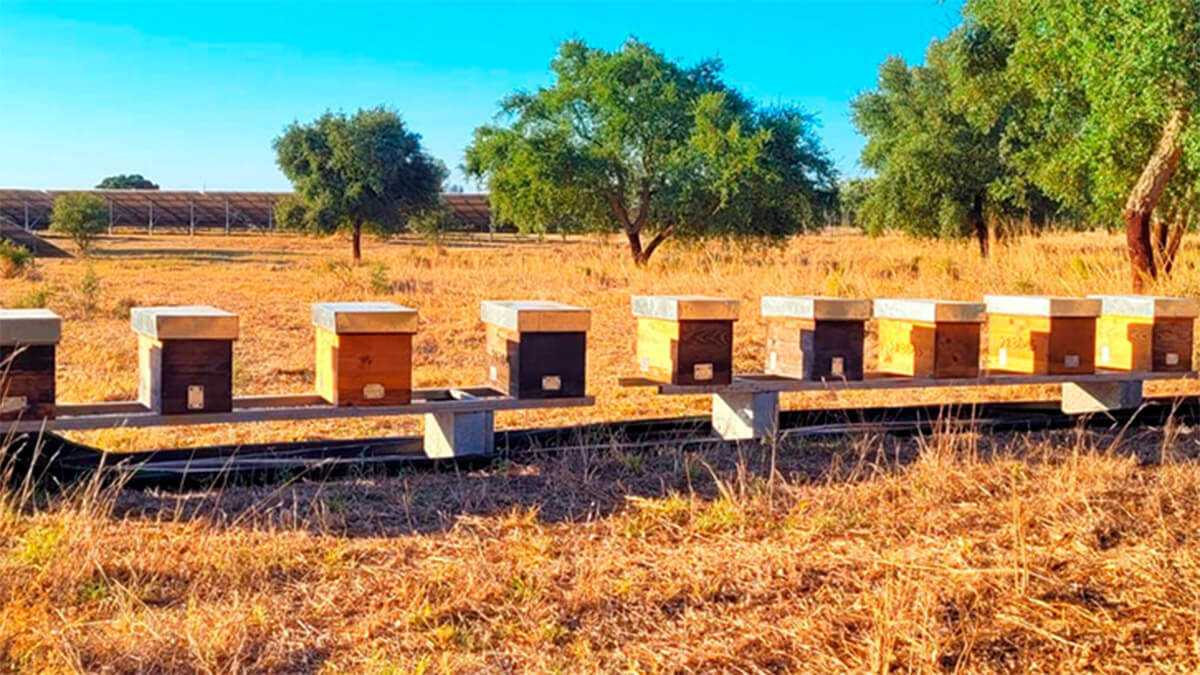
0, 189, 494, 232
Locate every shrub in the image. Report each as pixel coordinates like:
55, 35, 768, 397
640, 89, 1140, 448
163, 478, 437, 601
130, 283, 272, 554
0, 239, 32, 278
51, 192, 108, 255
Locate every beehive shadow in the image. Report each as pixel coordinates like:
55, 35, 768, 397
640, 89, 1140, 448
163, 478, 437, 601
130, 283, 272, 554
106, 426, 920, 538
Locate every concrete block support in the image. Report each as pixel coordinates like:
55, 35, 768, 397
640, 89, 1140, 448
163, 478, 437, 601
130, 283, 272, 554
712, 391, 779, 441
1061, 380, 1143, 415
424, 410, 495, 458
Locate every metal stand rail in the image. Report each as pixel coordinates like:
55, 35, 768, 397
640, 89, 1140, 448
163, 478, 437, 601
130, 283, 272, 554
8, 386, 595, 459
619, 371, 1199, 441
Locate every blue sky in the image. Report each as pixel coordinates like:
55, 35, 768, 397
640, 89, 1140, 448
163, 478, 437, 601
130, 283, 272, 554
0, 0, 964, 191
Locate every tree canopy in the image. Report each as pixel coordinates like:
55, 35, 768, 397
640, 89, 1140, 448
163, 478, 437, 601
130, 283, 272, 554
961, 0, 1200, 288
852, 30, 1063, 256
52, 192, 108, 254
274, 107, 446, 261
465, 38, 837, 265
96, 174, 158, 190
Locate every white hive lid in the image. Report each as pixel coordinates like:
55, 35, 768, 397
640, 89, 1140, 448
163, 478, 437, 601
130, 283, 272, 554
984, 295, 1100, 317
0, 308, 62, 345
1088, 294, 1200, 318
761, 296, 872, 321
481, 300, 591, 332
873, 298, 986, 323
312, 302, 418, 334
631, 295, 740, 321
131, 305, 239, 340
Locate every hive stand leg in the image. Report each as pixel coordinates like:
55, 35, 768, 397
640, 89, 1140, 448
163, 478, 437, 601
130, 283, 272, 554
423, 411, 495, 459
712, 391, 779, 441
1061, 380, 1143, 415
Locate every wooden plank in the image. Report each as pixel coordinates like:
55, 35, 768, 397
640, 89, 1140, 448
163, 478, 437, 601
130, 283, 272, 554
9, 394, 595, 433
618, 370, 1198, 396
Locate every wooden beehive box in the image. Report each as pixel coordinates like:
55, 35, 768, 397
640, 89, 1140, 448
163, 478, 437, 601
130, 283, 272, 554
313, 302, 418, 406
632, 295, 740, 386
874, 299, 985, 378
761, 296, 871, 381
131, 305, 238, 414
984, 295, 1099, 375
0, 308, 61, 421
1089, 295, 1198, 373
482, 300, 590, 398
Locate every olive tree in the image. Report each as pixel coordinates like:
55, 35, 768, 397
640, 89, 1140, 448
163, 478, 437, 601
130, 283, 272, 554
274, 107, 446, 262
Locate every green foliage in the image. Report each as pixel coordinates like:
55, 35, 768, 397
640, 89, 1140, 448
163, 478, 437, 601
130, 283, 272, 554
70, 264, 101, 317
50, 192, 108, 254
465, 38, 837, 265
963, 0, 1200, 226
10, 286, 52, 308
851, 30, 1062, 250
274, 107, 447, 261
0, 239, 32, 278
407, 202, 459, 248
96, 174, 158, 190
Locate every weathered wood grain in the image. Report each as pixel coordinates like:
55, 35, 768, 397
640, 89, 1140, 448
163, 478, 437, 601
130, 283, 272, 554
139, 336, 234, 414
765, 318, 865, 380
486, 324, 587, 398
0, 344, 55, 420
635, 317, 734, 386
315, 327, 413, 406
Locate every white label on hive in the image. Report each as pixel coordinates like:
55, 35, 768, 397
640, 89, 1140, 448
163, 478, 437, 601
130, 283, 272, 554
768, 351, 778, 370
489, 365, 498, 381
694, 363, 714, 381
187, 385, 205, 410
541, 375, 561, 391
363, 383, 385, 400
639, 356, 649, 372
1167, 352, 1180, 366
831, 357, 845, 377
1064, 355, 1080, 368
0, 396, 27, 413
997, 348, 1007, 366
1100, 345, 1111, 364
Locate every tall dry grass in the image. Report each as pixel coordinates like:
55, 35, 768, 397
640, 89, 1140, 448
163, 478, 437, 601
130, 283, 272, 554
2, 422, 1200, 671
3, 229, 1200, 672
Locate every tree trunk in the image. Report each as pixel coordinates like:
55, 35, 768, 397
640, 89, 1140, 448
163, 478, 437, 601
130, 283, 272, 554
351, 221, 363, 263
625, 228, 645, 265
971, 193, 989, 259
1124, 108, 1189, 292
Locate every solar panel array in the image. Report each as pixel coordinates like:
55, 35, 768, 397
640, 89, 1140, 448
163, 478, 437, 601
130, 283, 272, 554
0, 189, 495, 232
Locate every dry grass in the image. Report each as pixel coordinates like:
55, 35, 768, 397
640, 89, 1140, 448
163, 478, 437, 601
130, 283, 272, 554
4, 229, 1200, 672
1, 228, 1197, 450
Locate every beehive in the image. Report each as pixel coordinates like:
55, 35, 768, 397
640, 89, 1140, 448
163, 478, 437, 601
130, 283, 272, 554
632, 296, 739, 386
313, 302, 418, 406
874, 299, 985, 378
482, 300, 590, 398
984, 296, 1099, 375
0, 309, 61, 421
131, 305, 238, 414
761, 296, 871, 380
1089, 295, 1198, 373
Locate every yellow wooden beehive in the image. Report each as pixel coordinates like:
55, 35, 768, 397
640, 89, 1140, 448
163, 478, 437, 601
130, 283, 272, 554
874, 299, 985, 378
1090, 295, 1198, 372
984, 296, 1099, 375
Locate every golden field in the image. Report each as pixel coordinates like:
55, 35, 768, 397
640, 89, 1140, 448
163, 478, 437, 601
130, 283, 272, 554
1, 228, 1198, 450
3, 229, 1200, 672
